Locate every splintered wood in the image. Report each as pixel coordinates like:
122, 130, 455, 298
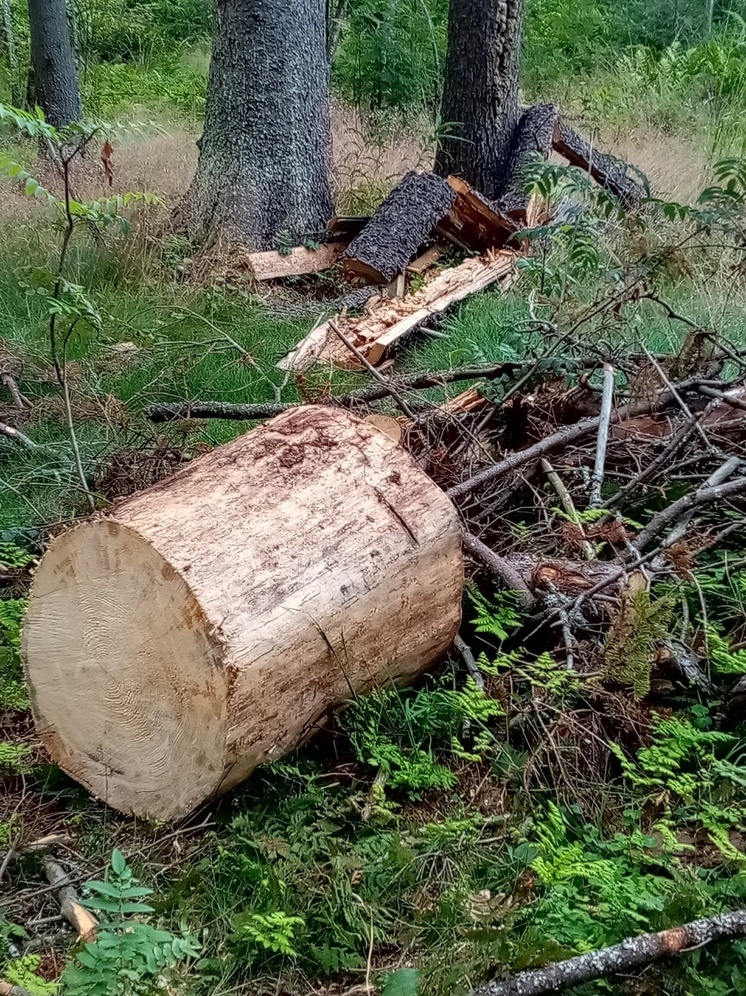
278, 250, 518, 371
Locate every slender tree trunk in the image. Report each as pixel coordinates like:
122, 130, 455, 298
1, 0, 19, 104
183, 0, 333, 252
27, 0, 81, 127
434, 0, 524, 200
706, 0, 715, 35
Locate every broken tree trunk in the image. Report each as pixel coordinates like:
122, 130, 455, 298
435, 177, 516, 251
23, 407, 464, 821
343, 172, 457, 285
553, 119, 645, 207
497, 103, 557, 221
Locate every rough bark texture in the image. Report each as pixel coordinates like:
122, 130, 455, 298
23, 406, 464, 821
497, 103, 558, 219
343, 173, 457, 285
434, 0, 524, 199
554, 119, 645, 206
472, 910, 746, 996
27, 0, 80, 128
183, 0, 333, 251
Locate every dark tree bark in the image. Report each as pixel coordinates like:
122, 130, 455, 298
434, 0, 524, 200
27, 0, 81, 128
497, 103, 557, 219
182, 0, 333, 251
343, 172, 456, 284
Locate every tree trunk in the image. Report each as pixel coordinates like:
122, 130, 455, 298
27, 0, 81, 128
434, 0, 524, 200
1, 0, 19, 105
182, 0, 333, 251
23, 406, 464, 821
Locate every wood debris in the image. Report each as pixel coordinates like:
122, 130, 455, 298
278, 250, 518, 371
245, 242, 347, 281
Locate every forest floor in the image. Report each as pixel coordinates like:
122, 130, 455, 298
3, 80, 746, 996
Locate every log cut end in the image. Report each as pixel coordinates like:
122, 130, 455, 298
23, 520, 229, 820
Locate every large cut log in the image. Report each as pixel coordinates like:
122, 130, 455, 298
22, 407, 464, 821
279, 250, 518, 372
553, 119, 646, 206
497, 103, 558, 222
343, 172, 457, 285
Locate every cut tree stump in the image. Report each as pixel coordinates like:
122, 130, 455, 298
23, 407, 464, 821
343, 172, 457, 285
278, 250, 518, 372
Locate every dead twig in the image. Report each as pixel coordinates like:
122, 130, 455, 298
42, 856, 98, 941
462, 532, 537, 610
470, 909, 746, 996
589, 362, 615, 508
0, 421, 36, 449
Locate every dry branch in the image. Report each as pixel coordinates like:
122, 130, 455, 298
0, 420, 36, 449
0, 981, 33, 996
43, 856, 97, 941
472, 909, 746, 996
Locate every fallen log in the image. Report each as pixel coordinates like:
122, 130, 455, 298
245, 242, 346, 281
279, 250, 518, 372
343, 172, 457, 285
553, 119, 645, 206
472, 909, 746, 996
497, 103, 557, 221
23, 406, 464, 821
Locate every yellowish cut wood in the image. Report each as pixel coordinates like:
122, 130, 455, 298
245, 242, 346, 281
23, 406, 464, 821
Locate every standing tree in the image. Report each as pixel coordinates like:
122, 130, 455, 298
27, 0, 81, 128
434, 0, 524, 199
182, 0, 333, 252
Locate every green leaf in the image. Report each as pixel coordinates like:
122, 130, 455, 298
381, 968, 420, 996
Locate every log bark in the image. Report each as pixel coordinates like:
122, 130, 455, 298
497, 103, 558, 221
179, 0, 332, 251
23, 407, 464, 821
434, 0, 524, 199
343, 173, 457, 285
27, 0, 81, 128
553, 119, 645, 207
472, 909, 746, 996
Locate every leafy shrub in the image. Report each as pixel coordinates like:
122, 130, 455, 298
62, 848, 199, 996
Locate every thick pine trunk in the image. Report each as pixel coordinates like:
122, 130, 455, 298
27, 0, 80, 128
23, 407, 464, 821
183, 0, 333, 251
434, 0, 524, 199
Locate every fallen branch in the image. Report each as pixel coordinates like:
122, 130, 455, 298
553, 119, 646, 206
462, 532, 537, 610
43, 856, 97, 942
589, 362, 615, 508
327, 320, 416, 419
471, 909, 746, 996
634, 475, 746, 552
0, 420, 36, 449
